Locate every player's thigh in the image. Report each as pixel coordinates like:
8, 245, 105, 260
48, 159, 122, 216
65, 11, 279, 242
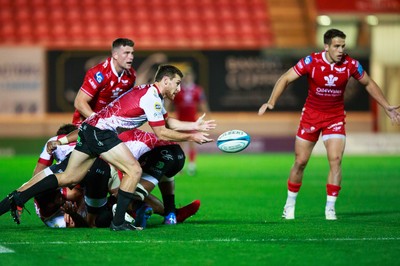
100, 143, 141, 174
57, 150, 95, 185
294, 137, 315, 163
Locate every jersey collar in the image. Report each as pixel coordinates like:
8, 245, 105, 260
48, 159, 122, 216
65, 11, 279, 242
153, 84, 163, 99
110, 58, 127, 80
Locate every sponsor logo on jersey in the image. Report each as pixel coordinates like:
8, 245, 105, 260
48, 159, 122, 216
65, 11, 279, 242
321, 66, 326, 71
88, 78, 97, 89
161, 149, 174, 160
156, 161, 165, 169
327, 122, 343, 131
357, 61, 364, 75
324, 74, 338, 87
95, 72, 104, 84
316, 87, 342, 96
334, 67, 346, 73
304, 55, 312, 65
154, 102, 162, 111
121, 79, 129, 84
300, 126, 316, 135
296, 61, 304, 69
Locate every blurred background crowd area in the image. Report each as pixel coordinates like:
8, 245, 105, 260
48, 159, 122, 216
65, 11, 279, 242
0, 0, 399, 140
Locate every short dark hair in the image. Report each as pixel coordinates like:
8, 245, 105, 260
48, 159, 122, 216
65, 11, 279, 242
56, 124, 77, 135
154, 65, 184, 82
112, 38, 134, 50
324, 29, 346, 45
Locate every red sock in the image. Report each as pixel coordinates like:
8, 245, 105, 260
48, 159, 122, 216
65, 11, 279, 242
326, 184, 341, 197
287, 180, 302, 193
189, 149, 196, 162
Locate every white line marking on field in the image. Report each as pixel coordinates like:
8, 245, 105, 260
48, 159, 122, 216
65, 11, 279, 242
0, 237, 399, 245
0, 245, 14, 253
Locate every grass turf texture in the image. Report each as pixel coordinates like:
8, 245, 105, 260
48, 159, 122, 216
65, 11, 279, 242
0, 154, 399, 265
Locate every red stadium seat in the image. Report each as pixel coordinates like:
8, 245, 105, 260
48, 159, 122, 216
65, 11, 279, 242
0, 0, 274, 49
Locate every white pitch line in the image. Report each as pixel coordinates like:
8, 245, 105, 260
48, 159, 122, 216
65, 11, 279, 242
0, 245, 15, 253
0, 237, 400, 246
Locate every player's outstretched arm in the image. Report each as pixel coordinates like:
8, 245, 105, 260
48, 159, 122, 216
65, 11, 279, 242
258, 68, 299, 116
165, 114, 216, 132
360, 73, 400, 125
152, 125, 213, 144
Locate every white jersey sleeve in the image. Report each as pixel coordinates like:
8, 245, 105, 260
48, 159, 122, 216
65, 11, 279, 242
139, 87, 166, 127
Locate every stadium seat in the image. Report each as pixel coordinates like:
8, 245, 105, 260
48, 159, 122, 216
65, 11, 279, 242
0, 0, 274, 49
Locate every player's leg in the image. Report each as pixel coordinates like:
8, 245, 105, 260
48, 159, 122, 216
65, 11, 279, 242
81, 158, 113, 227
283, 137, 316, 220
3, 150, 94, 224
323, 136, 345, 220
187, 141, 196, 176
132, 179, 155, 228
158, 179, 177, 224
100, 143, 142, 229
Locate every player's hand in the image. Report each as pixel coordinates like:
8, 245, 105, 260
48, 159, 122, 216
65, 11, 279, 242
195, 113, 217, 131
192, 132, 213, 144
46, 140, 61, 154
258, 103, 274, 115
386, 105, 400, 125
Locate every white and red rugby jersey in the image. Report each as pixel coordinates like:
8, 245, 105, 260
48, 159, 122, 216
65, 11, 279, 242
85, 84, 167, 132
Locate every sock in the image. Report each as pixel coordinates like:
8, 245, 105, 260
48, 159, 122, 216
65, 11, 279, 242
0, 197, 11, 216
19, 174, 59, 204
189, 149, 196, 162
326, 184, 341, 197
162, 194, 176, 215
286, 180, 302, 206
113, 189, 135, 225
326, 196, 337, 209
326, 184, 341, 209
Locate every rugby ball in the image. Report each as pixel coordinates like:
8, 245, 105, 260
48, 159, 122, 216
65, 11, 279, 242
217, 130, 251, 153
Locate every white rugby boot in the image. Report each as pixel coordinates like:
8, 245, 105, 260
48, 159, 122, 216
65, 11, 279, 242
325, 207, 337, 220
282, 204, 295, 220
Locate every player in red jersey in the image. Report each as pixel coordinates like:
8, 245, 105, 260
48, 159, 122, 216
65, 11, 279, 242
258, 29, 400, 220
170, 66, 210, 175
1, 65, 215, 231
72, 38, 136, 126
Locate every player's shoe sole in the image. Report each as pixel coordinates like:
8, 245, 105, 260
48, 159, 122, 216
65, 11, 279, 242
110, 221, 142, 231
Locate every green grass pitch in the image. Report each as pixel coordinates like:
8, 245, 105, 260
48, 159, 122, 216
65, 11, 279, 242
0, 154, 399, 265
